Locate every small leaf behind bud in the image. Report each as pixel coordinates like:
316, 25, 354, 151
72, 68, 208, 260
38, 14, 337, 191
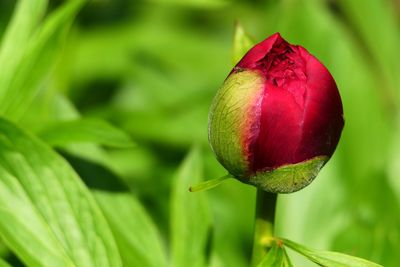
232, 22, 255, 65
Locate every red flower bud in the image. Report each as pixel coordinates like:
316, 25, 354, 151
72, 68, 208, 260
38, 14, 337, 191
209, 33, 344, 193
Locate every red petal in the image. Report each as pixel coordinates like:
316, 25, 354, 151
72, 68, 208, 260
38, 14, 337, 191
236, 33, 282, 70
295, 53, 344, 161
251, 82, 303, 171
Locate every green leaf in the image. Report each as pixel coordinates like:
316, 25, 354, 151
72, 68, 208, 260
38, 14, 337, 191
282, 238, 383, 267
145, 0, 229, 8
0, 258, 11, 267
283, 247, 294, 267
232, 22, 255, 64
63, 152, 167, 267
0, 117, 121, 267
0, 0, 47, 76
95, 192, 167, 267
50, 119, 167, 266
0, 0, 85, 120
257, 241, 285, 267
170, 147, 211, 267
39, 118, 135, 148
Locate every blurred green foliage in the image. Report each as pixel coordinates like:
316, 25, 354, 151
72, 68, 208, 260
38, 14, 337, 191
0, 0, 399, 266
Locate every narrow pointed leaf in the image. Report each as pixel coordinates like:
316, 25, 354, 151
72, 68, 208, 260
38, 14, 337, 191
171, 147, 211, 267
94, 191, 167, 267
147, 0, 229, 8
189, 174, 231, 192
282, 238, 383, 267
257, 242, 285, 267
0, 0, 85, 120
283, 247, 294, 267
0, 117, 121, 267
0, 0, 47, 85
39, 118, 135, 148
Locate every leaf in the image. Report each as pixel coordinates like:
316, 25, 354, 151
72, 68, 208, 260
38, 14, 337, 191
0, 0, 85, 120
96, 193, 168, 267
282, 238, 383, 267
170, 147, 212, 267
232, 22, 255, 64
62, 153, 168, 267
145, 0, 229, 8
0, 117, 122, 267
282, 247, 294, 267
0, 258, 11, 267
257, 241, 285, 267
0, 0, 47, 77
39, 118, 135, 148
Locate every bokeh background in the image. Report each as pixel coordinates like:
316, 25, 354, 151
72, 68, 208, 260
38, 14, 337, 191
1, 0, 399, 266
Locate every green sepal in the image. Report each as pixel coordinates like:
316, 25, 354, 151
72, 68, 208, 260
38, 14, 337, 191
208, 70, 265, 178
189, 174, 232, 192
245, 156, 329, 193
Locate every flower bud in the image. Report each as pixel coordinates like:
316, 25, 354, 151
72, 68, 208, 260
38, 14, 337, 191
209, 33, 344, 193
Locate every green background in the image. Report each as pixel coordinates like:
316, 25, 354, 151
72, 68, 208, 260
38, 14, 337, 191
0, 0, 398, 266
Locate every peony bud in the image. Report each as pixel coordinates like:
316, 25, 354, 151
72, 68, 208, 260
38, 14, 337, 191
209, 33, 344, 193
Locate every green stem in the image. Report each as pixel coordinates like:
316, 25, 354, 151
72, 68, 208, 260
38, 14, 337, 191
250, 189, 277, 267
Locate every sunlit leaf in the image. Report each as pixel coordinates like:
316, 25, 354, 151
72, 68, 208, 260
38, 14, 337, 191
170, 147, 211, 267
0, 117, 121, 267
0, 258, 11, 267
283, 247, 294, 267
257, 241, 285, 267
0, 0, 47, 81
95, 192, 168, 267
52, 122, 168, 266
0, 0, 85, 120
144, 0, 229, 8
282, 238, 383, 267
39, 118, 134, 148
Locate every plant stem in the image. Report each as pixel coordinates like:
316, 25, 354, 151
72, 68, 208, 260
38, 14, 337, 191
250, 189, 277, 267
